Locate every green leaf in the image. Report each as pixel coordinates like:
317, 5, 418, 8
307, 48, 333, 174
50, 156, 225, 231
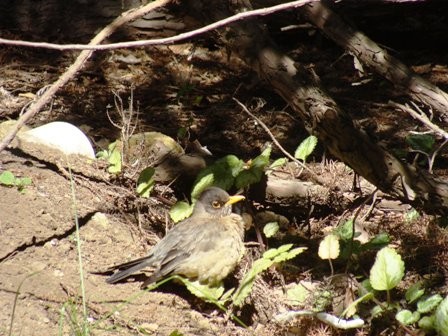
362, 233, 390, 251
235, 169, 263, 190
371, 305, 386, 318
272, 247, 307, 264
435, 296, 448, 336
169, 201, 193, 223
136, 167, 155, 198
418, 315, 436, 332
263, 243, 293, 259
191, 173, 215, 200
0, 171, 15, 186
183, 279, 225, 303
232, 258, 273, 307
233, 244, 306, 306
294, 135, 318, 161
269, 158, 287, 169
286, 283, 309, 305
235, 146, 271, 189
318, 234, 340, 260
418, 294, 443, 314
406, 133, 435, 154
396, 309, 420, 325
404, 208, 420, 223
360, 279, 374, 294
263, 222, 279, 238
17, 177, 32, 187
168, 330, 184, 336
107, 141, 122, 174
194, 155, 244, 192
406, 282, 425, 304
370, 247, 404, 291
335, 219, 360, 241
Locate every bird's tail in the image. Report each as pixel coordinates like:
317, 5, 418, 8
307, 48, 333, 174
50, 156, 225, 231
106, 256, 154, 284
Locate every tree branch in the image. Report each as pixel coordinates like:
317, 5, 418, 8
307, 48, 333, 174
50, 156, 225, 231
0, 0, 172, 153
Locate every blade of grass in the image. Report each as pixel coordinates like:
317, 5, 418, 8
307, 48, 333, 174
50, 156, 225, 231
68, 164, 88, 335
8, 271, 40, 336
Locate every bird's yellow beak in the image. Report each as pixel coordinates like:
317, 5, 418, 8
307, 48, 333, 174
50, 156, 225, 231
225, 194, 245, 206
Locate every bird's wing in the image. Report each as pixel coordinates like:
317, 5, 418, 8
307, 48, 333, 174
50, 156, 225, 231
142, 217, 227, 285
106, 217, 201, 284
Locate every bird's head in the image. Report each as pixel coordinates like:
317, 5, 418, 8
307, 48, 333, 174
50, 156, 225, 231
193, 187, 245, 217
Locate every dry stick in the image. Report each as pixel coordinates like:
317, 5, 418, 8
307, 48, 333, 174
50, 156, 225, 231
0, 0, 172, 153
0, 0, 317, 51
391, 101, 448, 140
233, 98, 326, 186
302, 2, 448, 119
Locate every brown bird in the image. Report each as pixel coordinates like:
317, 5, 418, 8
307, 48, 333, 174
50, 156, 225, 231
106, 187, 245, 287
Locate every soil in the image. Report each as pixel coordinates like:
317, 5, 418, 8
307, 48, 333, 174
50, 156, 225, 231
1, 3, 448, 336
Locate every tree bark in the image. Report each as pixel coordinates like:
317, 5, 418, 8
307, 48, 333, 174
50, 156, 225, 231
300, 1, 448, 121
188, 0, 448, 214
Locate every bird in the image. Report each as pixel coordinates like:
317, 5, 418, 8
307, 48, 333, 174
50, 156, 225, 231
106, 187, 246, 288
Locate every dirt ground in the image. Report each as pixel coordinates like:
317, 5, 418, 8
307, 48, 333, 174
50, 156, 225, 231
2, 4, 448, 336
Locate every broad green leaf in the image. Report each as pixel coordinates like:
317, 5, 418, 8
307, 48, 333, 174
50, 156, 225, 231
0, 171, 15, 186
294, 135, 318, 161
435, 296, 448, 336
406, 133, 435, 154
235, 146, 271, 189
136, 167, 155, 198
335, 219, 360, 241
252, 145, 272, 168
168, 330, 184, 336
286, 283, 309, 305
419, 315, 436, 332
194, 155, 244, 192
169, 201, 193, 223
396, 309, 420, 325
318, 234, 340, 260
362, 233, 390, 251
183, 279, 225, 303
269, 158, 287, 169
107, 141, 122, 174
191, 173, 215, 200
17, 177, 32, 187
263, 222, 279, 238
360, 279, 374, 293
370, 247, 404, 291
418, 294, 443, 313
406, 282, 425, 304
235, 169, 263, 190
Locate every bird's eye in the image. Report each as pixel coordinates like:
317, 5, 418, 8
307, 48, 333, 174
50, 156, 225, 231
212, 200, 221, 208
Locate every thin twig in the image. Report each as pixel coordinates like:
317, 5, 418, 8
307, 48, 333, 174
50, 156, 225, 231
233, 98, 326, 185
0, 0, 172, 153
391, 101, 448, 139
0, 0, 317, 51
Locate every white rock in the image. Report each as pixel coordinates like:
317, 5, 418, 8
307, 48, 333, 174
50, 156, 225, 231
21, 121, 95, 158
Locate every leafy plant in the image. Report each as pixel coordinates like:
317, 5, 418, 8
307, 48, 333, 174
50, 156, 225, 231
0, 170, 32, 192
406, 133, 435, 155
263, 222, 280, 238
136, 167, 155, 198
96, 141, 122, 174
232, 244, 307, 306
369, 247, 404, 299
294, 135, 318, 162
